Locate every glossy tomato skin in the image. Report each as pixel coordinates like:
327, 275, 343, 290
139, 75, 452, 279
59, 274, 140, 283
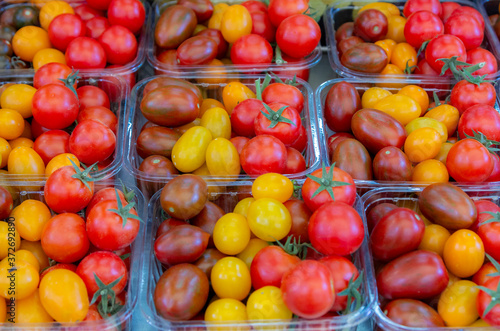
320, 255, 359, 311
65, 37, 107, 69
156, 218, 187, 239
309, 202, 364, 256
77, 106, 118, 134
240, 135, 288, 175
69, 120, 116, 165
324, 81, 360, 132
33, 130, 70, 165
268, 0, 307, 27
336, 22, 354, 43
458, 104, 500, 141
191, 201, 225, 248
477, 214, 500, 261
160, 175, 208, 220
351, 108, 406, 155
404, 0, 442, 18
377, 250, 449, 300
487, 153, 500, 182
0, 186, 13, 220
450, 80, 496, 115
353, 9, 388, 42
242, 0, 267, 13
332, 138, 372, 180
194, 248, 226, 279
327, 132, 355, 158
98, 25, 138, 65
284, 147, 306, 174
341, 43, 388, 73
33, 63, 72, 89
154, 225, 209, 266
154, 264, 209, 321
445, 14, 484, 50
370, 208, 425, 261
231, 98, 263, 137
196, 29, 228, 59
467, 48, 498, 76
107, 0, 145, 35
250, 246, 300, 290
276, 14, 320, 59
74, 4, 104, 21
85, 17, 110, 39
254, 102, 301, 146
48, 14, 86, 52
231, 34, 273, 65
441, 2, 461, 21
446, 139, 494, 182
178, 0, 213, 22
477, 277, 500, 326
250, 11, 275, 43
373, 146, 413, 181
85, 187, 127, 215
367, 203, 398, 233
282, 199, 311, 243
384, 299, 445, 327
404, 11, 443, 49
155, 5, 197, 49
136, 126, 180, 159
177, 36, 217, 65
425, 34, 466, 74
338, 36, 363, 57
32, 84, 79, 130
262, 83, 304, 113
77, 85, 110, 111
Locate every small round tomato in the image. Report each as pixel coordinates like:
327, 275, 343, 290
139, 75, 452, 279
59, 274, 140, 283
12, 26, 51, 62
10, 199, 51, 241
33, 130, 70, 165
33, 48, 67, 70
205, 298, 247, 324
65, 37, 107, 69
177, 36, 217, 65
412, 159, 449, 183
424, 104, 460, 136
222, 82, 256, 114
0, 109, 24, 140
99, 25, 138, 65
233, 197, 256, 218
374, 94, 421, 126
45, 153, 79, 176
220, 5, 252, 44
406, 117, 448, 143
107, 0, 145, 35
404, 11, 443, 49
445, 14, 483, 51
0, 221, 20, 260
231, 34, 273, 66
211, 257, 251, 301
0, 259, 39, 300
276, 14, 320, 59
320, 255, 359, 311
361, 87, 392, 109
443, 229, 484, 278
247, 198, 291, 241
213, 213, 251, 256
252, 173, 293, 203
426, 34, 466, 74
438, 280, 479, 326
383, 299, 445, 327
404, 127, 442, 163
446, 139, 493, 182
32, 84, 79, 130
0, 84, 37, 119
240, 135, 288, 175
477, 277, 500, 326
418, 224, 450, 257
398, 85, 429, 114
48, 14, 86, 52
247, 286, 292, 322
39, 0, 75, 30
69, 120, 116, 165
386, 15, 407, 43
7, 146, 45, 175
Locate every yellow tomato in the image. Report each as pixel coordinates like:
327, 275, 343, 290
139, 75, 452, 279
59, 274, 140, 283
412, 159, 449, 183
237, 238, 269, 269
10, 200, 52, 241
0, 84, 37, 119
247, 198, 292, 241
404, 127, 442, 163
20, 120, 33, 139
39, 269, 89, 322
374, 39, 397, 60
208, 11, 224, 30
376, 65, 406, 89
214, 213, 251, 255
12, 26, 51, 62
33, 48, 66, 70
0, 138, 11, 168
0, 109, 25, 140
211, 257, 251, 301
213, 3, 229, 14
7, 250, 40, 272
200, 98, 226, 117
0, 221, 20, 260
361, 87, 392, 109
9, 137, 33, 150
0, 259, 39, 299
424, 104, 460, 137
247, 286, 292, 323
39, 0, 74, 30
252, 173, 293, 203
8, 146, 45, 175
398, 85, 429, 114
359, 2, 400, 18
438, 280, 479, 327
0, 296, 5, 322
391, 43, 417, 73
374, 94, 421, 125
405, 117, 448, 143
206, 138, 241, 177
196, 59, 227, 86
222, 82, 256, 114
418, 224, 451, 257
386, 15, 406, 43
19, 240, 49, 270
469, 319, 491, 327
201, 107, 232, 139
205, 298, 248, 329
443, 229, 484, 278
434, 142, 454, 164
11, 289, 54, 323
45, 153, 79, 176
220, 5, 252, 44
233, 197, 256, 218
172, 126, 212, 173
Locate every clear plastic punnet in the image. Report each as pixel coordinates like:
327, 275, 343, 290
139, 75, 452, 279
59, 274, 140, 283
146, 0, 322, 76
315, 77, 500, 189
0, 72, 127, 182
123, 74, 322, 199
362, 185, 500, 331
139, 181, 377, 330
325, 0, 500, 80
0, 180, 146, 331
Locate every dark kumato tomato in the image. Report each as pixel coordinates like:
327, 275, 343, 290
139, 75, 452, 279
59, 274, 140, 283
341, 43, 388, 73
155, 5, 197, 49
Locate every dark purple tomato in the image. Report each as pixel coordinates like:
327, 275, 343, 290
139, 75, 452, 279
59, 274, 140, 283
332, 138, 372, 180
154, 225, 210, 265
383, 299, 445, 327
177, 0, 213, 22
366, 203, 398, 233
155, 5, 197, 49
191, 201, 225, 248
160, 174, 208, 220
373, 146, 413, 181
341, 43, 388, 73
324, 81, 361, 133
176, 36, 217, 65
136, 126, 180, 159
353, 9, 388, 42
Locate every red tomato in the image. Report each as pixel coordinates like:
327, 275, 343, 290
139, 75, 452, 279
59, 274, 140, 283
155, 218, 187, 239
487, 153, 500, 182
268, 0, 308, 27
107, 0, 145, 35
413, 58, 439, 76
366, 203, 398, 233
231, 34, 273, 66
41, 213, 89, 263
69, 120, 116, 165
254, 102, 301, 146
0, 186, 13, 220
177, 0, 213, 22
86, 17, 110, 40
250, 11, 275, 43
33, 130, 70, 165
31, 118, 50, 139
477, 213, 500, 261
467, 48, 498, 76
195, 29, 227, 59
458, 104, 500, 141
77, 85, 110, 111
471, 200, 500, 232
48, 14, 86, 52
65, 37, 107, 69
33, 62, 73, 89
86, 187, 128, 215
477, 277, 500, 326
284, 147, 306, 174
425, 34, 466, 74
441, 2, 461, 22
403, 0, 442, 18
404, 11, 443, 49
473, 262, 500, 286
250, 246, 300, 289
444, 14, 484, 50
262, 82, 304, 113
86, 0, 113, 11
99, 25, 138, 65
449, 6, 484, 30
77, 106, 117, 134
240, 135, 288, 175
450, 80, 496, 115
289, 124, 307, 152
320, 255, 359, 311
384, 299, 445, 327
446, 138, 494, 182
74, 4, 104, 21
231, 98, 264, 137
32, 84, 79, 130
276, 14, 321, 59
230, 136, 249, 155
242, 0, 268, 13
327, 133, 355, 158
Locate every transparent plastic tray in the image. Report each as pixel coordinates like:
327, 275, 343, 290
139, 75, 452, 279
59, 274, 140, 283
140, 181, 377, 330
0, 180, 146, 331
146, 0, 322, 76
0, 72, 127, 182
123, 74, 322, 198
362, 185, 500, 331
315, 77, 500, 189
0, 0, 149, 77
325, 0, 500, 80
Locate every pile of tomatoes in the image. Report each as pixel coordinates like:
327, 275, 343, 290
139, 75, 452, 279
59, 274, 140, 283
368, 182, 500, 327
0, 175, 142, 324
152, 0, 320, 75
152, 169, 367, 324
335, 0, 498, 77
322, 61, 500, 183
0, 62, 120, 178
135, 75, 313, 184
0, 0, 145, 70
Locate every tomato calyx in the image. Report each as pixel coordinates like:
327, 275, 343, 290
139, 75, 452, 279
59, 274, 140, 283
427, 92, 442, 112
417, 40, 429, 58
68, 158, 98, 192
271, 72, 300, 87
10, 56, 27, 69
107, 188, 143, 228
303, 0, 326, 21
274, 235, 319, 260
404, 59, 418, 74
461, 69, 495, 87
119, 253, 131, 261
464, 130, 500, 153
437, 56, 474, 80
305, 163, 352, 200
481, 212, 500, 226
261, 103, 295, 128
484, 253, 500, 278
90, 273, 124, 318
339, 270, 364, 315
255, 75, 272, 101
476, 255, 500, 318
119, 179, 136, 203
274, 45, 288, 65
59, 70, 81, 98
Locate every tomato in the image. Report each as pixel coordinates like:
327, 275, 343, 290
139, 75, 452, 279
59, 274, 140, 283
32, 48, 67, 70
220, 5, 252, 44
254, 103, 301, 146
451, 80, 496, 115
424, 104, 459, 136
69, 120, 116, 165
250, 245, 300, 289
247, 285, 292, 323
211, 257, 251, 301
323, 81, 360, 133
240, 135, 288, 175
338, 36, 364, 57
398, 85, 429, 114
374, 39, 396, 61
425, 35, 466, 74
384, 299, 445, 327
155, 5, 197, 49
373, 146, 412, 181
171, 127, 212, 173
236, 239, 268, 269
404, 127, 442, 163
32, 84, 79, 130
161, 175, 208, 221
11, 289, 54, 323
354, 9, 388, 42
10, 199, 50, 241
0, 109, 24, 140
375, 94, 421, 126
418, 224, 450, 257
200, 107, 230, 140
33, 62, 72, 89
176, 36, 217, 65
442, 229, 484, 278
332, 138, 373, 180
281, 260, 334, 319
191, 202, 225, 247
33, 130, 70, 165
438, 280, 479, 326
77, 85, 110, 111
249, 11, 275, 43
178, 0, 213, 22
404, 11, 443, 49
0, 186, 13, 220
268, 0, 307, 27
74, 4, 104, 20
276, 14, 320, 59
65, 37, 106, 69
7, 146, 45, 176
367, 203, 398, 233
342, 42, 389, 72
85, 16, 110, 39
446, 139, 493, 182
358, 2, 399, 18
477, 277, 500, 326
386, 15, 406, 43
404, 0, 442, 18
458, 104, 500, 141
99, 25, 137, 65
477, 213, 500, 262
155, 224, 208, 266
335, 22, 354, 43
0, 138, 11, 169
377, 250, 449, 300
39, 269, 89, 322
107, 0, 145, 35
205, 298, 247, 325
231, 99, 263, 137
0, 221, 20, 260
412, 159, 449, 183
47, 14, 85, 53
0, 259, 39, 300
213, 213, 250, 256
233, 198, 255, 218
247, 198, 291, 241
442, 2, 461, 21
252, 173, 293, 203
222, 82, 256, 114
362, 87, 392, 109
45, 153, 79, 176
467, 48, 498, 76
194, 248, 227, 280
231, 34, 273, 66
136, 127, 179, 160
320, 255, 359, 311
351, 108, 406, 154
78, 106, 118, 134
1, 84, 36, 119
12, 26, 51, 62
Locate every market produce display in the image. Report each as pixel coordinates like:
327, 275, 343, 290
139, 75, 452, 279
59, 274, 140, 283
0, 65, 124, 179
147, 171, 374, 328
365, 183, 500, 328
0, 0, 145, 71
329, 0, 499, 78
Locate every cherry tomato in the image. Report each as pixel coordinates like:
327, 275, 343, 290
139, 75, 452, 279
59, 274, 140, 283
220, 5, 252, 44
404, 11, 443, 49
446, 138, 493, 182
438, 280, 479, 326
99, 25, 138, 65
231, 34, 273, 66
211, 257, 251, 301
443, 229, 484, 278
65, 37, 107, 69
276, 14, 320, 59
247, 198, 291, 241
107, 0, 145, 35
213, 213, 250, 256
32, 84, 79, 130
